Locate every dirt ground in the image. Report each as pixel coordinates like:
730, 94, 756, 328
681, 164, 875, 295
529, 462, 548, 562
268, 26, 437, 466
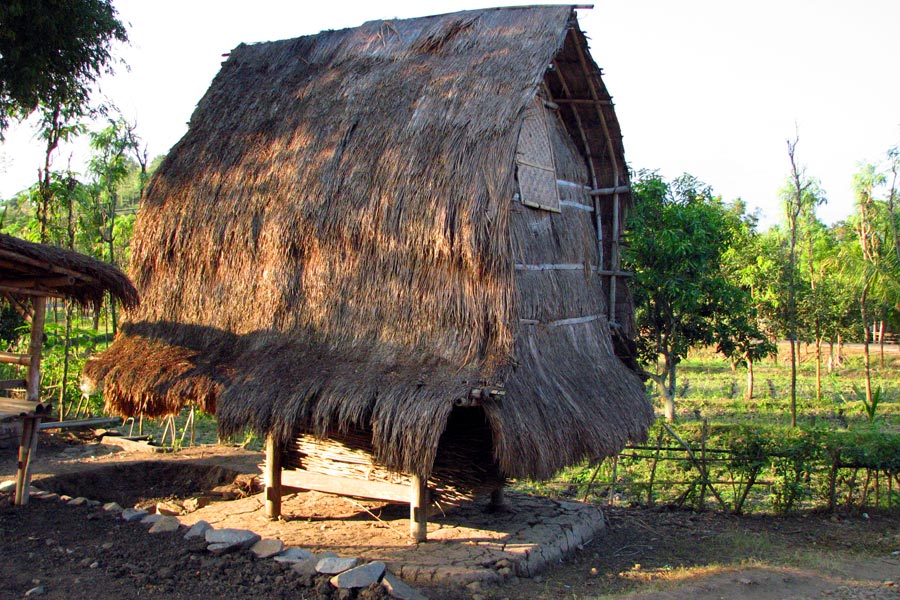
1, 432, 899, 600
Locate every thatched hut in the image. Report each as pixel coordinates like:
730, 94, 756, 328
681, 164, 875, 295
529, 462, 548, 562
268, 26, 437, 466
84, 5, 654, 538
0, 233, 138, 504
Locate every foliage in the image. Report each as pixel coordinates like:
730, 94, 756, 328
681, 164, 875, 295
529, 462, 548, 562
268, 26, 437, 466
0, 0, 127, 134
626, 171, 766, 420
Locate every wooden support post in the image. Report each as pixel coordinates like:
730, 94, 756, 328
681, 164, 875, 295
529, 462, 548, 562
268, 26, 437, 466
26, 297, 46, 403
265, 434, 282, 520
14, 415, 41, 506
488, 483, 512, 512
409, 475, 428, 542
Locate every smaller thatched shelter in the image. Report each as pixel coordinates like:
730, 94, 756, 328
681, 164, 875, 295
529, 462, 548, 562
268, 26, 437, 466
0, 233, 138, 505
86, 5, 655, 539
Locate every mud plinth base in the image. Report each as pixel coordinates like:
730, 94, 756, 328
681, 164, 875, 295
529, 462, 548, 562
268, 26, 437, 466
181, 490, 605, 585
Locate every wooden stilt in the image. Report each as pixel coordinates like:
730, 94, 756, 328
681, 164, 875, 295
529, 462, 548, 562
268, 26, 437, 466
25, 298, 46, 403
14, 415, 41, 506
488, 484, 512, 512
410, 475, 428, 542
265, 434, 282, 520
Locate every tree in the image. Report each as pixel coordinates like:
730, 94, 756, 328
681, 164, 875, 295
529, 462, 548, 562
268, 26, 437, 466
626, 171, 753, 421
844, 163, 900, 408
719, 202, 777, 399
0, 0, 127, 135
782, 136, 825, 427
85, 117, 141, 333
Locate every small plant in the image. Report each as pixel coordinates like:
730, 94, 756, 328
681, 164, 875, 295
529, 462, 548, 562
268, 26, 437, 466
841, 384, 885, 424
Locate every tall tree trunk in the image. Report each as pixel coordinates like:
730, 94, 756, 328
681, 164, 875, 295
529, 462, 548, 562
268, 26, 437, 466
745, 352, 755, 400
814, 333, 822, 402
860, 286, 873, 408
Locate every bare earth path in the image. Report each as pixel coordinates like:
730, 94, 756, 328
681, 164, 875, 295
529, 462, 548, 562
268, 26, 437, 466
1, 434, 899, 599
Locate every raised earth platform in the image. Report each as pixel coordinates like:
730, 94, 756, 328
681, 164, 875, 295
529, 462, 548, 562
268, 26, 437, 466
178, 488, 605, 585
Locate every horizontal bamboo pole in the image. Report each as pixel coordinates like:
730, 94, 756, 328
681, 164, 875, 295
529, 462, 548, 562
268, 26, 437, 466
0, 351, 31, 366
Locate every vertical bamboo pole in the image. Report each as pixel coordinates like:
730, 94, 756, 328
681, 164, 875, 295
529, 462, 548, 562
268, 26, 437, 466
410, 476, 428, 542
14, 416, 41, 506
26, 297, 46, 403
265, 434, 282, 520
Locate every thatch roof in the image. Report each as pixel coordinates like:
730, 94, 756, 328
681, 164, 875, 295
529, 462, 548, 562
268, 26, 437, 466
85, 5, 654, 480
0, 234, 139, 308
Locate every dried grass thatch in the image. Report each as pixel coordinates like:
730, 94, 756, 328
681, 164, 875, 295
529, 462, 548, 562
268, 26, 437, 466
0, 234, 139, 308
85, 5, 653, 481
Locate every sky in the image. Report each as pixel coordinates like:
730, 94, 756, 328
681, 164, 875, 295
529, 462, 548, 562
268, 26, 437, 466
1, 0, 898, 229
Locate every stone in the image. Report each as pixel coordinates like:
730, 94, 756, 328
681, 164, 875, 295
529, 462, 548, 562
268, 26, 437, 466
182, 496, 211, 512
59, 495, 72, 502
121, 508, 148, 522
86, 500, 101, 507
204, 528, 260, 553
140, 514, 164, 526
67, 497, 88, 507
0, 480, 15, 492
330, 561, 385, 589
273, 547, 315, 563
316, 556, 359, 575
381, 571, 429, 600
149, 516, 181, 534
250, 539, 284, 559
24, 585, 45, 597
291, 556, 321, 578
103, 502, 123, 513
156, 501, 182, 516
183, 521, 212, 540
35, 493, 59, 502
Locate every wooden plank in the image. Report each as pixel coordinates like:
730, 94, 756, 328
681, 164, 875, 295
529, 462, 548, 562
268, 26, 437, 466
280, 469, 412, 504
265, 434, 282, 520
0, 379, 26, 390
0, 398, 52, 421
0, 352, 30, 366
39, 416, 119, 430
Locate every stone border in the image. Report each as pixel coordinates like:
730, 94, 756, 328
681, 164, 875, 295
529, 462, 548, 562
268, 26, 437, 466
3, 481, 428, 600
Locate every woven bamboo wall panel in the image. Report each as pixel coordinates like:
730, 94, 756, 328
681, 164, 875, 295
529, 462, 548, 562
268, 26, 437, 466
516, 99, 560, 212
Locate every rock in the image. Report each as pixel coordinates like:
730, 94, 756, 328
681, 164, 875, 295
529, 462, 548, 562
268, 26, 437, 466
156, 501, 182, 516
100, 542, 114, 551
182, 496, 211, 512
24, 585, 45, 597
184, 521, 212, 540
273, 547, 315, 563
86, 500, 101, 507
121, 508, 148, 522
67, 497, 88, 507
250, 539, 284, 559
59, 495, 72, 502
381, 571, 429, 600
204, 528, 260, 553
140, 514, 164, 526
0, 480, 15, 492
149, 516, 181, 534
103, 502, 123, 512
330, 561, 385, 589
291, 556, 321, 577
316, 556, 359, 575
34, 493, 59, 502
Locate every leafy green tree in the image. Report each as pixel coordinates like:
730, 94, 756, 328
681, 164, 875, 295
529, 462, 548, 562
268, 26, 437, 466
84, 117, 141, 333
0, 0, 127, 135
719, 202, 777, 399
626, 171, 755, 421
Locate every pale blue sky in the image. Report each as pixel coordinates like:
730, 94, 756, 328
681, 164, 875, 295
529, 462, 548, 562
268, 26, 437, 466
1, 0, 897, 229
